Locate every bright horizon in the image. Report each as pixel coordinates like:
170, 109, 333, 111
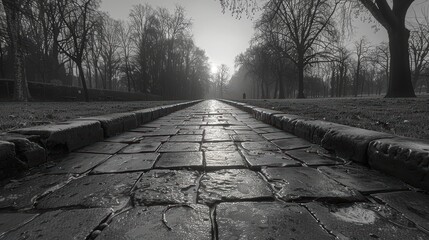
100, 0, 427, 75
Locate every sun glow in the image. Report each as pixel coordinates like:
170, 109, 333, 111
210, 63, 218, 74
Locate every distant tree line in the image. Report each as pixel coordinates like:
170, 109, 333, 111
223, 0, 428, 99
0, 0, 211, 101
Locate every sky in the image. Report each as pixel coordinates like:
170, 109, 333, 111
100, 0, 427, 75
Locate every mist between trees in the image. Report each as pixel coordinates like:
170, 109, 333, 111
223, 0, 429, 99
0, 0, 213, 102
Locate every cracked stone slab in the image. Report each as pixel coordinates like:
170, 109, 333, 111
318, 165, 409, 194
306, 202, 429, 240
1, 208, 112, 240
272, 138, 312, 150
241, 150, 300, 169
46, 153, 111, 174
104, 132, 144, 143
133, 170, 199, 205
217, 202, 334, 240
0, 174, 72, 209
96, 205, 211, 240
158, 142, 200, 152
12, 120, 104, 152
92, 153, 159, 173
368, 137, 429, 191
205, 151, 246, 169
198, 169, 273, 204
231, 134, 265, 142
0, 134, 46, 168
241, 141, 279, 151
286, 148, 341, 166
262, 167, 364, 202
155, 152, 203, 169
0, 213, 38, 236
262, 132, 297, 141
202, 142, 237, 151
37, 173, 140, 209
77, 142, 128, 154
120, 141, 161, 153
372, 191, 429, 231
168, 135, 203, 142
141, 129, 179, 136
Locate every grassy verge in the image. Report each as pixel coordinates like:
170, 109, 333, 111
0, 101, 185, 132
238, 96, 429, 140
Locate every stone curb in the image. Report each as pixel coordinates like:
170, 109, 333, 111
0, 100, 202, 179
220, 99, 429, 191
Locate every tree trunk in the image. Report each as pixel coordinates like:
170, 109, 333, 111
77, 63, 89, 102
385, 29, 416, 97
354, 60, 361, 97
278, 75, 285, 99
3, 0, 30, 101
297, 64, 305, 98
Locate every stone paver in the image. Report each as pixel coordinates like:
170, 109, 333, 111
240, 150, 300, 169
96, 205, 211, 240
262, 167, 364, 202
372, 191, 429, 231
198, 169, 273, 204
159, 142, 200, 152
1, 100, 427, 239
92, 153, 159, 173
1, 208, 111, 240
205, 151, 245, 169
217, 202, 334, 240
133, 170, 199, 205
306, 202, 429, 239
155, 152, 203, 169
45, 152, 111, 174
37, 173, 140, 209
119, 141, 161, 153
0, 174, 72, 209
0, 213, 37, 236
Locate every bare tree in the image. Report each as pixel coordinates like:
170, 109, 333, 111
55, 0, 99, 102
353, 37, 371, 97
409, 9, 429, 91
215, 64, 230, 98
260, 0, 340, 98
1, 0, 31, 101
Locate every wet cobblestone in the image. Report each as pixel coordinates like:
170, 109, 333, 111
0, 100, 427, 239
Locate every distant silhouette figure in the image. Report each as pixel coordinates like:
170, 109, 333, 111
243, 92, 246, 99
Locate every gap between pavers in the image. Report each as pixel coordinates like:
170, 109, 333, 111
0, 100, 202, 179
220, 99, 429, 191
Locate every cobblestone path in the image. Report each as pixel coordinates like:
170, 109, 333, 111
1, 100, 428, 239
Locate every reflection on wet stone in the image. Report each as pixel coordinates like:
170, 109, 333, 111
262, 167, 364, 202
120, 141, 161, 153
198, 169, 273, 204
155, 152, 203, 169
306, 202, 429, 240
133, 170, 199, 205
201, 142, 237, 151
37, 173, 140, 209
2, 208, 112, 240
241, 141, 279, 151
0, 174, 72, 209
217, 202, 334, 240
96, 205, 211, 240
46, 153, 111, 174
205, 151, 246, 169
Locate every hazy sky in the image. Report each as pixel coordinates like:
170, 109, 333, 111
100, 0, 427, 74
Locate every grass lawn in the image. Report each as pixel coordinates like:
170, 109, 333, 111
0, 101, 184, 132
238, 96, 429, 140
